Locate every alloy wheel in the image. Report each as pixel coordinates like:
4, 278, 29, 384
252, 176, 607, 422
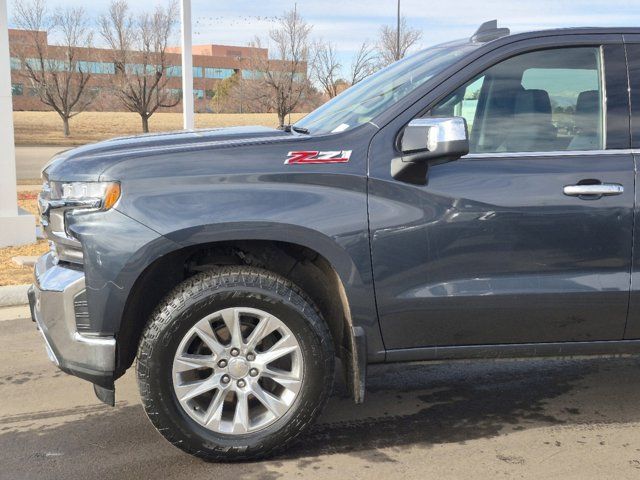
172, 307, 304, 434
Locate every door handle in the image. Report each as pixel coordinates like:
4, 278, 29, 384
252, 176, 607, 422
563, 183, 624, 197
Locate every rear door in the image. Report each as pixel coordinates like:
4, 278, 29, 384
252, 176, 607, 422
368, 35, 634, 351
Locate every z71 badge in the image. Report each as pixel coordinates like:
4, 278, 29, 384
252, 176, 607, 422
285, 150, 352, 164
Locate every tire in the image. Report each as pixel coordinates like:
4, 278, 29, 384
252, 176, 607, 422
136, 266, 335, 461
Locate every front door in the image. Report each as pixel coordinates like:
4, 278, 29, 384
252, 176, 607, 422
369, 41, 634, 350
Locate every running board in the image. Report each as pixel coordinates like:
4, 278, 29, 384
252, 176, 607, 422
386, 339, 640, 363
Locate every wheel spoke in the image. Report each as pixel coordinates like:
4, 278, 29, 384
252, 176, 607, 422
174, 376, 217, 402
252, 383, 289, 417
261, 367, 302, 393
231, 390, 250, 434
245, 315, 277, 350
257, 334, 298, 366
173, 307, 304, 435
202, 388, 228, 429
193, 319, 225, 356
173, 353, 214, 373
221, 308, 243, 349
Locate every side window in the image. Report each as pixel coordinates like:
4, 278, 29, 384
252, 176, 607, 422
627, 44, 640, 148
427, 47, 605, 153
430, 76, 485, 136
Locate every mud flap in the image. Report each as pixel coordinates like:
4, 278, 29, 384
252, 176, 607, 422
94, 382, 115, 407
341, 326, 367, 404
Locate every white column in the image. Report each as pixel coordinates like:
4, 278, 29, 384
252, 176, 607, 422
0, 0, 35, 247
180, 0, 194, 130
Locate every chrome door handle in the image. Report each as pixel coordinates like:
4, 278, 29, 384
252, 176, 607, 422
563, 183, 624, 197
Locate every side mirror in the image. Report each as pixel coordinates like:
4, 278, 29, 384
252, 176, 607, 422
392, 117, 469, 184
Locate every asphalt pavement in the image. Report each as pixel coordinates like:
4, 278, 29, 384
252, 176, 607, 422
3, 306, 640, 479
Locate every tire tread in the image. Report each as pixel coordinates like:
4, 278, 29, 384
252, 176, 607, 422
136, 266, 334, 461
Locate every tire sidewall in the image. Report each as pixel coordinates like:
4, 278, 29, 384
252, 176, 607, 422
139, 275, 332, 457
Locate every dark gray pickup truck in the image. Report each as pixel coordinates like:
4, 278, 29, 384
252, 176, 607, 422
29, 21, 640, 460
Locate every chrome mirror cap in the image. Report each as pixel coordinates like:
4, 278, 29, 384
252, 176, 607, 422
392, 116, 470, 185
402, 117, 469, 154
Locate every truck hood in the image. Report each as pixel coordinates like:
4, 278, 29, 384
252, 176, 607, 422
43, 125, 292, 181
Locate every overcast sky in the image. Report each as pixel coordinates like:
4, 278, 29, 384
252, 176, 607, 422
9, 0, 640, 77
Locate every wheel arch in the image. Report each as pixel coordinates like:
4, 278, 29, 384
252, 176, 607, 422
116, 232, 369, 403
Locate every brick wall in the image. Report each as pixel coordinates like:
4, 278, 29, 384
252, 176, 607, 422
9, 29, 306, 114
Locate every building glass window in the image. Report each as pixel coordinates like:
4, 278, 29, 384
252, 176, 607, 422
25, 58, 42, 70
48, 59, 67, 71
77, 61, 115, 74
167, 65, 181, 77
242, 69, 263, 80
193, 67, 203, 78
24, 58, 69, 72
10, 57, 21, 70
125, 63, 142, 75
205, 67, 234, 79
11, 83, 23, 96
124, 63, 162, 75
194, 89, 204, 99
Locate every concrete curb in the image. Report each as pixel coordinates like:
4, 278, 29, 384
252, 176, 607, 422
0, 284, 31, 307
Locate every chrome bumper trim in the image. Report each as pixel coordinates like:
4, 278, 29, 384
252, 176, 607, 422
31, 253, 115, 378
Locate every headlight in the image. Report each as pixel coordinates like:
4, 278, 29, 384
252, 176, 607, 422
49, 181, 121, 212
37, 181, 121, 262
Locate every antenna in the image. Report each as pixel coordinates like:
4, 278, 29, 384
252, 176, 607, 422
471, 20, 510, 43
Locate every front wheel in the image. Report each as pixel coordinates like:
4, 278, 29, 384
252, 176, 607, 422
136, 267, 335, 461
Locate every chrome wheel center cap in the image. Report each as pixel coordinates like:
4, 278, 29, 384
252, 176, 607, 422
227, 357, 249, 379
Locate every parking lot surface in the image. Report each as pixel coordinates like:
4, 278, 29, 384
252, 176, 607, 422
2, 308, 640, 479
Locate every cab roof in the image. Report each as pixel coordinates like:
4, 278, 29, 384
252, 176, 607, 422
468, 19, 640, 45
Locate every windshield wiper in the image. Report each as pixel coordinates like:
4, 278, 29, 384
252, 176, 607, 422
280, 124, 310, 134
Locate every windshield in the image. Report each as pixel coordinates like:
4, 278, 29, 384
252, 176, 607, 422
295, 42, 477, 135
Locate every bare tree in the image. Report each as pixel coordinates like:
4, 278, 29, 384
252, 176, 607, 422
246, 8, 312, 126
350, 41, 378, 85
12, 0, 94, 136
311, 40, 342, 98
376, 17, 422, 67
99, 0, 180, 133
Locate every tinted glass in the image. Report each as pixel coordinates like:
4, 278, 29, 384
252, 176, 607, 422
294, 43, 478, 135
428, 47, 604, 153
625, 43, 640, 148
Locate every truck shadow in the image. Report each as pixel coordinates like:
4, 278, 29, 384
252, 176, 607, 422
283, 357, 618, 461
1, 356, 639, 478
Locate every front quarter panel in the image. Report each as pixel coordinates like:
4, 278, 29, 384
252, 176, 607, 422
105, 125, 385, 360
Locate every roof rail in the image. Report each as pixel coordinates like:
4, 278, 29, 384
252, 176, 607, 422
471, 20, 510, 43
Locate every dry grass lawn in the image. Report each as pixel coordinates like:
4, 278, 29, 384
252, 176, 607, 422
13, 111, 307, 146
0, 241, 48, 287
1, 191, 48, 287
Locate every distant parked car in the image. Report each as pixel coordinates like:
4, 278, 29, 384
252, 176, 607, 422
29, 20, 640, 460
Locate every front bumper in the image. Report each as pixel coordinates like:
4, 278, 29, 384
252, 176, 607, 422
29, 252, 115, 388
